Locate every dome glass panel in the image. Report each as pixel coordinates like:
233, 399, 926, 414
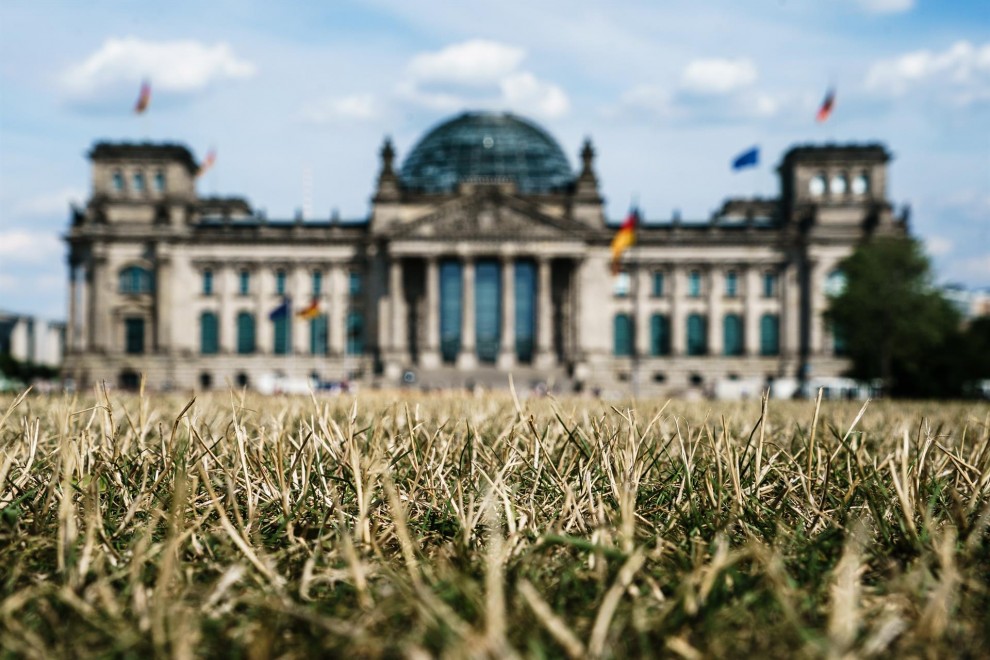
400, 111, 574, 194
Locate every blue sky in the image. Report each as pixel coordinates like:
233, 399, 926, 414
1, 0, 988, 319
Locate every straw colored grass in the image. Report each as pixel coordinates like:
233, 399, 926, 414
0, 388, 988, 658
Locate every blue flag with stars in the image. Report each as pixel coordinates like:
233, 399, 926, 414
732, 146, 759, 171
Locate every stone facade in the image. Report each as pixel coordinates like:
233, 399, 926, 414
63, 112, 908, 394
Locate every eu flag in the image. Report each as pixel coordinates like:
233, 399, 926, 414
269, 297, 291, 320
732, 146, 759, 171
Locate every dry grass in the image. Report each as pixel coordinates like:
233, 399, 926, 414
0, 387, 988, 658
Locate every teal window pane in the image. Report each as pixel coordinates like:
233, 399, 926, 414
310, 314, 328, 355
200, 312, 219, 354
349, 272, 362, 297
153, 170, 165, 193
239, 270, 250, 295
112, 170, 124, 192
650, 314, 670, 356
236, 312, 255, 354
763, 272, 777, 297
760, 314, 780, 356
515, 261, 536, 363
687, 314, 707, 356
275, 270, 287, 296
346, 311, 364, 355
832, 323, 847, 356
475, 260, 501, 363
133, 171, 145, 192
613, 313, 633, 357
688, 271, 702, 298
124, 317, 144, 354
312, 271, 322, 296
273, 315, 291, 355
202, 269, 213, 295
723, 314, 743, 356
119, 266, 153, 294
725, 271, 738, 298
652, 272, 665, 297
439, 260, 462, 363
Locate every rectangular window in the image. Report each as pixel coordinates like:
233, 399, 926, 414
310, 314, 328, 355
133, 171, 145, 192
652, 272, 665, 297
124, 317, 145, 355
202, 269, 213, 296
688, 271, 702, 298
650, 314, 670, 356
236, 313, 255, 354
763, 272, 778, 298
612, 271, 630, 298
725, 271, 738, 298
275, 270, 287, 296
200, 312, 219, 355
239, 270, 250, 295
346, 311, 364, 356
349, 271, 362, 297
613, 314, 633, 357
312, 271, 322, 296
273, 315, 291, 355
153, 170, 166, 193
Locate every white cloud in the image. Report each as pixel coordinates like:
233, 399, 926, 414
680, 58, 758, 96
0, 230, 63, 264
865, 41, 990, 104
927, 235, 954, 257
13, 187, 87, 217
500, 72, 569, 118
299, 93, 382, 124
61, 37, 255, 101
853, 0, 915, 15
407, 39, 525, 86
397, 39, 570, 119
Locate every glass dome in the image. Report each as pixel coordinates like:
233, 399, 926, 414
400, 111, 574, 194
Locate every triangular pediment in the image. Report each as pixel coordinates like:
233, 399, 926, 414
388, 190, 588, 241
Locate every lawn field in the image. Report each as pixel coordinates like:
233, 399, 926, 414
1, 389, 988, 658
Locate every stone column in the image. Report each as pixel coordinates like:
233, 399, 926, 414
457, 257, 477, 369
78, 263, 90, 353
219, 266, 235, 354
421, 256, 441, 368
744, 266, 760, 356
256, 268, 273, 355
390, 259, 406, 355
329, 265, 346, 357
497, 256, 516, 369
670, 266, 685, 356
809, 261, 825, 356
707, 266, 722, 356
155, 252, 172, 353
67, 263, 79, 353
635, 265, 649, 357
782, 264, 800, 361
534, 257, 555, 368
292, 267, 308, 355
90, 256, 107, 352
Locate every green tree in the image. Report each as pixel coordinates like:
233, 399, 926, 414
826, 236, 962, 397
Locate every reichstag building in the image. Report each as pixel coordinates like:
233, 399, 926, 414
63, 110, 908, 393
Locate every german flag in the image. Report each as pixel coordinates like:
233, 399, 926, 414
296, 297, 321, 320
197, 148, 217, 178
134, 80, 151, 114
816, 87, 835, 123
610, 207, 639, 274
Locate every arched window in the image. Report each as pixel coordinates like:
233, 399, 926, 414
613, 313, 633, 356
153, 169, 166, 193
650, 314, 670, 356
686, 314, 707, 356
760, 314, 780, 356
124, 317, 145, 354
852, 171, 870, 195
200, 312, 219, 355
825, 269, 847, 297
133, 171, 145, 193
809, 172, 826, 197
346, 311, 364, 355
723, 314, 743, 356
831, 172, 848, 195
112, 170, 125, 192
273, 313, 291, 355
119, 266, 153, 294
236, 312, 255, 354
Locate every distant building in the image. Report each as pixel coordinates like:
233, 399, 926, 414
63, 110, 909, 393
943, 284, 990, 321
0, 311, 65, 368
